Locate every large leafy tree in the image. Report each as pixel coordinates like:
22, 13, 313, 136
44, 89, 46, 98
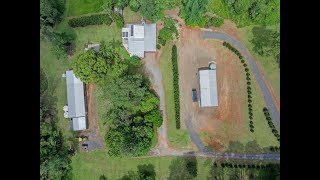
180, 0, 209, 27
73, 41, 129, 83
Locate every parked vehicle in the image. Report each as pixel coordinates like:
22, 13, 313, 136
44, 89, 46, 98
192, 89, 198, 102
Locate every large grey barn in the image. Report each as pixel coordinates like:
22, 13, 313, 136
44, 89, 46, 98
198, 65, 218, 107
66, 70, 87, 131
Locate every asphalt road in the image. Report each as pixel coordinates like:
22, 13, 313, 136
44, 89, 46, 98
201, 31, 280, 131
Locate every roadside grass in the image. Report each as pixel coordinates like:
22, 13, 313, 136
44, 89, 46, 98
123, 7, 142, 23
237, 24, 280, 102
159, 42, 192, 149
66, 0, 106, 17
40, 39, 73, 144
201, 41, 279, 153
71, 150, 213, 180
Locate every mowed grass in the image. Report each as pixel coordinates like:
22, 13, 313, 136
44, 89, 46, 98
160, 42, 192, 149
123, 7, 143, 23
40, 39, 73, 144
201, 41, 279, 152
71, 150, 213, 180
66, 0, 105, 17
237, 24, 280, 102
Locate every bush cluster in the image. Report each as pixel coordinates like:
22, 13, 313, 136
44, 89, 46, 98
263, 107, 280, 141
223, 42, 254, 132
269, 146, 280, 152
172, 45, 180, 129
68, 14, 112, 28
206, 17, 224, 28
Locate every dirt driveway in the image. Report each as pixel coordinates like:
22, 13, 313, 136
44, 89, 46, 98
79, 84, 106, 151
177, 28, 245, 151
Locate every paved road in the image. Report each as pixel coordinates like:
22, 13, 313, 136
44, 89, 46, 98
182, 117, 280, 160
201, 31, 280, 131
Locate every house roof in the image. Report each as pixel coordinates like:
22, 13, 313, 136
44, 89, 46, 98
144, 24, 156, 52
66, 70, 86, 118
199, 69, 218, 107
72, 117, 87, 131
133, 25, 144, 38
128, 38, 144, 57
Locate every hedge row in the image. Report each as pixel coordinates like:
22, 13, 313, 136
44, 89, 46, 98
68, 14, 112, 28
172, 45, 180, 129
223, 42, 254, 132
214, 162, 278, 169
263, 107, 280, 142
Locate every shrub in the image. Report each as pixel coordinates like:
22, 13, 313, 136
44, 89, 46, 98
206, 17, 224, 27
172, 45, 180, 129
156, 44, 161, 49
68, 14, 112, 27
241, 59, 245, 63
245, 68, 249, 72
246, 72, 250, 76
243, 63, 247, 67
247, 81, 251, 85
250, 128, 254, 132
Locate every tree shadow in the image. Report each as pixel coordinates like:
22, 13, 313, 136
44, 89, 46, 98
118, 164, 156, 180
168, 154, 198, 180
227, 140, 267, 153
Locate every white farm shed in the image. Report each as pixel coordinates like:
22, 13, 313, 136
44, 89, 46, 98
199, 69, 218, 107
66, 70, 87, 131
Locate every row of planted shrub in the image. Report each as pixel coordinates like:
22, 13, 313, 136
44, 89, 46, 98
223, 42, 254, 132
68, 13, 120, 28
214, 162, 279, 169
263, 107, 280, 142
172, 45, 180, 129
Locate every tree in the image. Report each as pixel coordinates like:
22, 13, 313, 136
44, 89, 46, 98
139, 0, 164, 22
40, 0, 63, 28
144, 110, 163, 128
139, 93, 160, 113
158, 17, 179, 47
137, 164, 156, 180
129, 0, 141, 12
181, 0, 209, 27
73, 41, 128, 83
168, 158, 195, 180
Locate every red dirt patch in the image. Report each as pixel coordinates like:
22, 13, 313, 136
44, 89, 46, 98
177, 27, 245, 150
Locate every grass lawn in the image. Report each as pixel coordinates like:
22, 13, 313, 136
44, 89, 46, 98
40, 39, 74, 144
160, 42, 192, 149
237, 24, 280, 102
199, 41, 279, 153
71, 150, 213, 180
66, 0, 106, 17
123, 7, 142, 23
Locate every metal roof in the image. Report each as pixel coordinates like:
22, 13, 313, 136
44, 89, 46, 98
144, 24, 156, 52
72, 117, 87, 131
66, 70, 86, 118
199, 69, 218, 107
123, 23, 156, 57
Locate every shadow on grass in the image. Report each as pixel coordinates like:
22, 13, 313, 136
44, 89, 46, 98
118, 164, 156, 180
168, 154, 198, 179
227, 140, 274, 153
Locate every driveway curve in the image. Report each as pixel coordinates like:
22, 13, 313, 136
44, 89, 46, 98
201, 31, 280, 131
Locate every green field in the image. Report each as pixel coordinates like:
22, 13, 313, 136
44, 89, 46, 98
66, 0, 106, 17
199, 41, 279, 153
159, 42, 192, 149
40, 39, 73, 144
71, 150, 213, 180
237, 24, 280, 102
123, 7, 143, 23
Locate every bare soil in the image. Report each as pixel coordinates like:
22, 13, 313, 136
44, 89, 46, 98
79, 84, 105, 151
177, 27, 245, 151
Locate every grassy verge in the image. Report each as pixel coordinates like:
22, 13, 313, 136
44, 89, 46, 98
67, 0, 106, 17
237, 24, 280, 102
71, 150, 213, 179
123, 7, 142, 23
159, 42, 191, 149
40, 39, 73, 144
